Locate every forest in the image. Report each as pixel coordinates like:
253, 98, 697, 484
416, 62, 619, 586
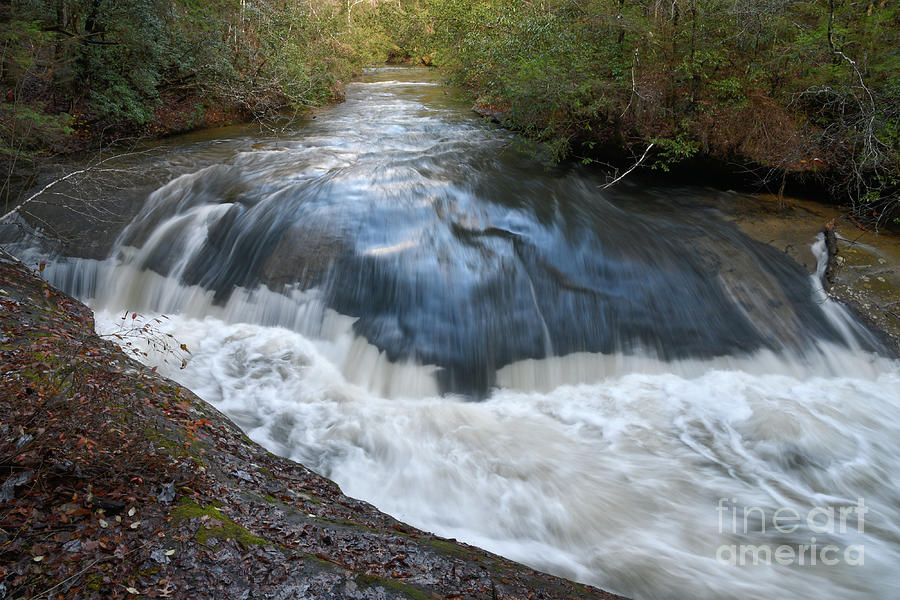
2, 0, 898, 225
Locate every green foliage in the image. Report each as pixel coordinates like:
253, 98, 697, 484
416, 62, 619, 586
0, 13, 73, 208
650, 134, 701, 172
407, 0, 898, 221
2, 0, 387, 142
0, 104, 73, 160
365, 0, 434, 62
709, 77, 746, 106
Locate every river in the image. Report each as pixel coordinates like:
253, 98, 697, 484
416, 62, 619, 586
3, 67, 900, 599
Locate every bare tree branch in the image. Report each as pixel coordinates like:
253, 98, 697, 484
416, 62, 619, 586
0, 151, 150, 224
599, 142, 655, 189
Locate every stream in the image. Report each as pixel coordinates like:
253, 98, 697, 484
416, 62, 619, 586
4, 67, 900, 599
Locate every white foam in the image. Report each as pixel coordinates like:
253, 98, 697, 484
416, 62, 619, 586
94, 308, 900, 600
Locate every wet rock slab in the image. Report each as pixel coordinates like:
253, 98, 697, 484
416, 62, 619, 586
721, 192, 900, 355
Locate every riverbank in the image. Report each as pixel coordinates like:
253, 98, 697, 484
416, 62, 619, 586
0, 249, 623, 600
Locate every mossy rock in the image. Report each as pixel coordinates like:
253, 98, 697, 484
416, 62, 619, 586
354, 573, 433, 600
172, 499, 268, 549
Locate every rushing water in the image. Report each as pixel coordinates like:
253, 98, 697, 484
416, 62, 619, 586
5, 67, 900, 599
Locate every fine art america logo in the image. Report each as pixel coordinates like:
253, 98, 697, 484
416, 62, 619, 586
715, 498, 867, 566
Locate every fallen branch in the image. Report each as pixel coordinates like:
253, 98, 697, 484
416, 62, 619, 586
599, 142, 655, 190
0, 151, 149, 224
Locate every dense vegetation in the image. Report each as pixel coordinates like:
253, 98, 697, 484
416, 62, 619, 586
2, 0, 898, 224
406, 0, 899, 225
0, 0, 387, 205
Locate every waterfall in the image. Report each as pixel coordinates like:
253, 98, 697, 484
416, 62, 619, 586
4, 66, 899, 600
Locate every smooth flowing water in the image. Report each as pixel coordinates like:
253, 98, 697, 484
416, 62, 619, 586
5, 67, 900, 599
